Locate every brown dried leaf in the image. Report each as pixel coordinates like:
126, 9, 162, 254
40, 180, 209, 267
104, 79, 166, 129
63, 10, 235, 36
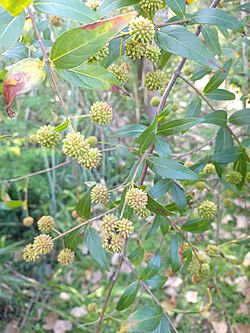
53, 320, 72, 333
43, 312, 59, 330
4, 321, 19, 333
211, 321, 228, 333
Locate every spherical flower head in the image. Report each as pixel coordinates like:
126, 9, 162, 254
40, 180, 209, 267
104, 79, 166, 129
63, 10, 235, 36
117, 218, 134, 238
50, 15, 62, 27
23, 216, 34, 227
135, 207, 150, 218
86, 0, 101, 11
87, 303, 98, 313
140, 0, 165, 12
145, 71, 166, 91
198, 200, 217, 220
125, 188, 148, 210
129, 16, 155, 45
85, 136, 98, 147
206, 244, 218, 257
23, 244, 40, 262
58, 248, 75, 266
33, 234, 54, 255
145, 45, 161, 63
225, 170, 243, 185
201, 163, 216, 176
90, 101, 112, 125
188, 253, 208, 275
245, 172, 250, 183
102, 214, 119, 234
36, 125, 61, 148
184, 161, 193, 167
78, 147, 102, 169
125, 39, 146, 60
150, 96, 160, 107
89, 43, 109, 62
195, 181, 206, 191
224, 198, 233, 207
108, 63, 131, 84
29, 134, 37, 144
62, 132, 90, 158
102, 234, 124, 254
37, 215, 55, 233
91, 184, 109, 204
197, 262, 210, 280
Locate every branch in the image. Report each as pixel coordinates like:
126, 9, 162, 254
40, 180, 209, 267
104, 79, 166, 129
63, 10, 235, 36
28, 7, 76, 132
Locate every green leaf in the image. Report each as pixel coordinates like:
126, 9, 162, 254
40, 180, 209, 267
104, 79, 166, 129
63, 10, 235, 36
191, 67, 211, 81
193, 8, 245, 33
0, 0, 32, 16
140, 253, 161, 281
211, 147, 242, 163
98, 0, 140, 17
229, 109, 250, 126
76, 192, 91, 219
154, 136, 171, 158
214, 128, 233, 153
138, 117, 158, 154
205, 89, 235, 101
201, 26, 221, 56
116, 282, 138, 311
5, 200, 24, 208
57, 63, 120, 90
149, 316, 170, 333
204, 59, 233, 94
0, 8, 25, 54
128, 247, 145, 265
51, 12, 137, 69
111, 124, 146, 138
85, 227, 108, 269
148, 179, 172, 198
190, 156, 210, 174
145, 218, 160, 239
181, 219, 212, 233
158, 118, 203, 136
129, 306, 163, 332
170, 233, 183, 272
202, 110, 227, 127
185, 96, 201, 118
34, 0, 99, 23
148, 157, 199, 180
166, 0, 186, 17
157, 216, 169, 235
65, 229, 84, 250
171, 183, 187, 209
234, 3, 250, 13
234, 153, 247, 190
52, 120, 69, 132
147, 195, 174, 216
155, 26, 219, 69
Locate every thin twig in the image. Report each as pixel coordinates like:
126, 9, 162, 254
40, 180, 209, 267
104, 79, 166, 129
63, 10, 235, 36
156, 18, 191, 28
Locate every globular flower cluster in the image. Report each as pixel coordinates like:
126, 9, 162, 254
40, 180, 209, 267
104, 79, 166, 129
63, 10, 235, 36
188, 253, 210, 283
23, 216, 34, 227
85, 136, 98, 147
57, 248, 75, 266
91, 184, 109, 204
90, 101, 113, 125
36, 125, 61, 148
50, 15, 62, 27
198, 200, 217, 220
200, 163, 216, 176
140, 0, 165, 12
37, 215, 55, 233
78, 147, 102, 169
125, 39, 146, 60
135, 207, 150, 218
145, 45, 161, 63
86, 0, 101, 11
195, 181, 206, 191
90, 43, 109, 62
245, 172, 250, 183
145, 71, 167, 91
206, 244, 219, 257
225, 170, 242, 185
129, 16, 155, 44
125, 188, 148, 210
101, 214, 134, 254
108, 63, 131, 84
150, 96, 161, 107
62, 132, 90, 158
33, 234, 54, 255
23, 244, 40, 262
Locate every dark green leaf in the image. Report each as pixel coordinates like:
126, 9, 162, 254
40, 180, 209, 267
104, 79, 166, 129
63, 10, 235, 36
34, 0, 99, 23
76, 192, 91, 219
157, 50, 172, 70
111, 124, 146, 138
157, 216, 169, 235
148, 179, 172, 198
185, 97, 202, 118
129, 306, 163, 332
128, 247, 145, 265
147, 195, 174, 216
158, 118, 203, 136
166, 0, 186, 17
202, 110, 227, 127
148, 157, 199, 180
204, 59, 232, 94
211, 147, 242, 163
145, 275, 166, 289
140, 252, 161, 281
234, 3, 250, 12
145, 218, 160, 239
205, 89, 235, 101
155, 26, 219, 69
170, 233, 183, 272
229, 109, 250, 126
214, 128, 233, 153
116, 282, 138, 311
181, 219, 212, 233
85, 227, 108, 269
171, 183, 187, 209
191, 67, 211, 81
193, 8, 245, 33
154, 136, 171, 158
149, 315, 170, 333
97, 0, 140, 17
65, 229, 84, 250
190, 156, 210, 173
201, 26, 221, 56
138, 117, 158, 154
